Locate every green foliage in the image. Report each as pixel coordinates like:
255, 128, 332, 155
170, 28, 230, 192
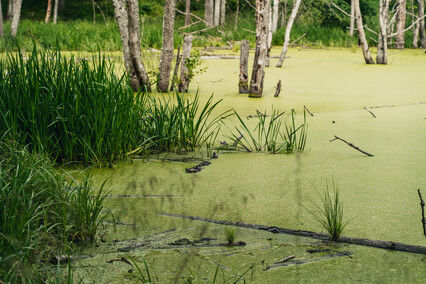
225, 226, 236, 245
127, 255, 152, 283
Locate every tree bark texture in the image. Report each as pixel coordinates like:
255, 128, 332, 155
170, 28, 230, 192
412, 0, 419, 48
185, 0, 191, 27
220, 0, 226, 26
266, 4, 273, 67
54, 0, 59, 24
350, 0, 355, 36
239, 39, 249, 94
205, 0, 214, 26
234, 0, 239, 30
214, 0, 221, 26
0, 1, 3, 38
45, 0, 53, 23
249, 0, 270, 97
158, 0, 176, 92
272, 0, 279, 33
418, 0, 426, 48
377, 0, 390, 64
10, 0, 23, 37
276, 0, 301, 68
354, 0, 375, 64
179, 34, 193, 93
170, 45, 181, 91
7, 0, 13, 20
113, 0, 151, 92
395, 0, 407, 49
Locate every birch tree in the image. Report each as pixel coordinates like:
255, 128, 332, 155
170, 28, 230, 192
185, 0, 191, 27
205, 0, 214, 25
395, 0, 407, 49
10, 0, 23, 37
113, 0, 151, 92
220, 0, 226, 26
158, 0, 176, 92
377, 0, 390, 64
349, 0, 355, 36
45, 0, 53, 23
54, 0, 59, 24
214, 0, 221, 26
272, 0, 279, 32
7, 0, 12, 20
276, 0, 301, 68
249, 0, 270, 97
418, 0, 426, 48
354, 0, 374, 64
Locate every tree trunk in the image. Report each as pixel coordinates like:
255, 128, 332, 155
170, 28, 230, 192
113, 0, 151, 92
354, 0, 375, 64
170, 45, 181, 91
45, 0, 53, 23
234, 0, 239, 30
395, 0, 406, 49
214, 0, 221, 26
349, 0, 355, 36
276, 0, 301, 68
266, 4, 273, 67
58, 0, 65, 13
220, 0, 226, 26
92, 0, 96, 24
249, 0, 270, 98
412, 0, 419, 48
205, 0, 214, 26
179, 34, 193, 93
53, 0, 59, 24
280, 0, 287, 29
7, 0, 13, 20
158, 0, 176, 92
377, 0, 389, 64
0, 1, 4, 38
239, 39, 249, 94
418, 0, 426, 48
272, 0, 279, 32
185, 0, 191, 27
10, 0, 23, 37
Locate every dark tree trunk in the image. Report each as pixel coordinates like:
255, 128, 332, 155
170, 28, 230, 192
158, 0, 176, 92
239, 39, 249, 94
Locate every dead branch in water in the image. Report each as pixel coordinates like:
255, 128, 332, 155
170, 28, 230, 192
363, 107, 376, 118
274, 80, 282, 97
304, 105, 314, 116
330, 135, 374, 157
418, 189, 426, 237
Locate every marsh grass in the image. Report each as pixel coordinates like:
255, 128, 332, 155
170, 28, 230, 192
226, 109, 307, 154
225, 226, 236, 245
127, 255, 152, 283
307, 180, 349, 241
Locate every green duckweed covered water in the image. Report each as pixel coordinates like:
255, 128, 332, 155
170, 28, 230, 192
70, 48, 426, 283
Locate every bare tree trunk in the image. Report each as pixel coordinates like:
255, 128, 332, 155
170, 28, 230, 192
113, 0, 151, 92
53, 0, 59, 24
377, 0, 390, 64
418, 0, 426, 48
249, 0, 270, 98
354, 0, 375, 64
272, 0, 279, 32
10, 0, 23, 37
158, 0, 176, 92
205, 0, 214, 26
266, 4, 273, 67
350, 0, 355, 36
214, 0, 221, 26
170, 45, 181, 91
45, 0, 53, 23
239, 39, 249, 94
7, 0, 13, 20
412, 0, 419, 48
395, 0, 407, 49
0, 1, 4, 38
276, 0, 301, 68
179, 34, 193, 93
234, 0, 239, 30
280, 0, 287, 29
185, 0, 191, 27
92, 0, 96, 24
220, 0, 226, 26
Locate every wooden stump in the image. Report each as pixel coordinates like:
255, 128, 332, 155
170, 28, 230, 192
178, 34, 193, 93
274, 80, 281, 97
239, 39, 249, 94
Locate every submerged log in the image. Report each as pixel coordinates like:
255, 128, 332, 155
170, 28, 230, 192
265, 251, 353, 270
239, 39, 250, 94
274, 80, 281, 97
418, 189, 426, 237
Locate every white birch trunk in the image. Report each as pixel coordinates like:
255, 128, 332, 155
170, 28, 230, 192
220, 0, 226, 26
185, 0, 191, 27
354, 0, 375, 64
350, 0, 355, 36
249, 0, 270, 98
377, 0, 389, 64
272, 0, 279, 32
205, 0, 214, 26
266, 5, 273, 67
10, 0, 23, 37
214, 0, 221, 26
158, 0, 176, 92
53, 0, 59, 24
276, 0, 301, 68
395, 0, 407, 49
179, 34, 193, 93
418, 0, 426, 48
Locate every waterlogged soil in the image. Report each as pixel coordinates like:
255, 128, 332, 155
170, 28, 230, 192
68, 48, 426, 283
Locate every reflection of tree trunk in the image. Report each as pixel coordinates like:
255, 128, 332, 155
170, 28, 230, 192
53, 0, 59, 24
220, 0, 226, 26
354, 0, 375, 64
377, 0, 389, 64
179, 34, 193, 93
239, 39, 249, 94
276, 0, 301, 68
395, 0, 406, 49
185, 0, 191, 27
249, 0, 270, 98
113, 0, 151, 92
45, 0, 53, 23
158, 0, 176, 92
418, 0, 426, 48
214, 0, 220, 26
349, 0, 355, 36
0, 1, 4, 38
272, 0, 279, 32
205, 0, 214, 26
10, 0, 23, 37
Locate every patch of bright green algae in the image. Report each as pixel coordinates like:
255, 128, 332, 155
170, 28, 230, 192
73, 48, 426, 282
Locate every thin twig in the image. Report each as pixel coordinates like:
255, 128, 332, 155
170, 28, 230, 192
290, 33, 306, 46
243, 28, 256, 34
363, 107, 376, 118
418, 189, 426, 237
304, 105, 314, 117
272, 111, 285, 122
175, 8, 225, 35
330, 135, 374, 157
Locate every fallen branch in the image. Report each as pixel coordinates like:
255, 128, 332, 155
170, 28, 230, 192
330, 135, 374, 157
275, 255, 295, 264
304, 105, 314, 117
233, 131, 244, 147
175, 9, 225, 35
265, 251, 353, 270
363, 107, 376, 118
418, 189, 426, 237
290, 33, 307, 46
159, 213, 426, 255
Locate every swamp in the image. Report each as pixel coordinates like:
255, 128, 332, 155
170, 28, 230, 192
1, 0, 426, 283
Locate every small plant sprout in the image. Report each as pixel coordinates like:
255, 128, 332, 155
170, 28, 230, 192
225, 226, 236, 245
308, 179, 349, 241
